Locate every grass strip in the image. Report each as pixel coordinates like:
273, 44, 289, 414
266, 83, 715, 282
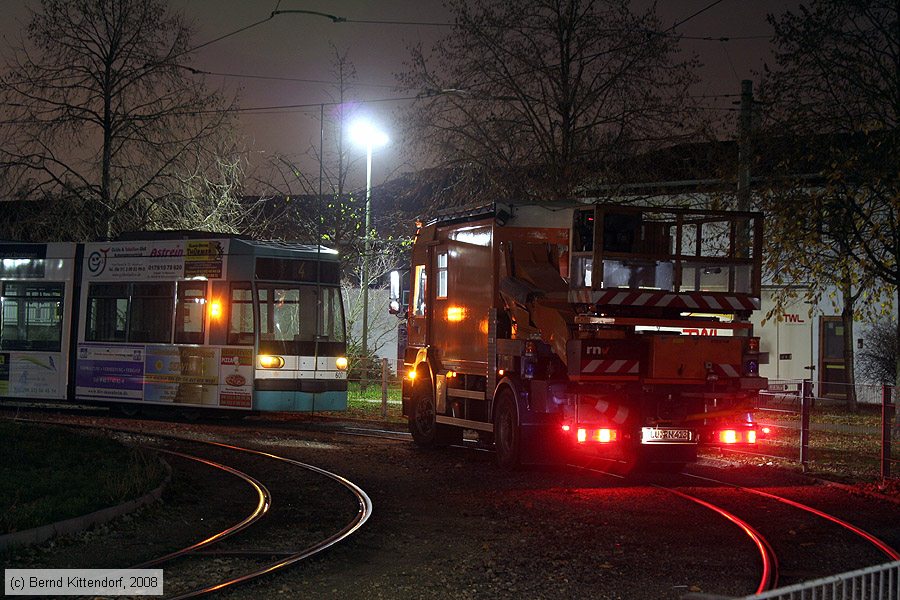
1, 421, 167, 534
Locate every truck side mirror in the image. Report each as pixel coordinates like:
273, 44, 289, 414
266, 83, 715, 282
389, 270, 408, 318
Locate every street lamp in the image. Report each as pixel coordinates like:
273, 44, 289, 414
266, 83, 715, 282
349, 118, 388, 385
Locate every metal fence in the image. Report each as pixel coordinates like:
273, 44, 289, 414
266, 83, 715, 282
342, 356, 405, 419
685, 560, 900, 600
743, 380, 898, 481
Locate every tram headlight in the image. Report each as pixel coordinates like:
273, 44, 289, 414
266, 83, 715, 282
335, 356, 348, 371
258, 355, 285, 369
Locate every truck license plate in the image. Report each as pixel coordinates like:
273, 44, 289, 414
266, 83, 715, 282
641, 427, 695, 444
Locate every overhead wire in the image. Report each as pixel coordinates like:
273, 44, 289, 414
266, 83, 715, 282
1, 0, 753, 122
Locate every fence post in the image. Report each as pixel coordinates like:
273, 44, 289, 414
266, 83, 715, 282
800, 379, 812, 472
882, 386, 893, 480
381, 358, 389, 419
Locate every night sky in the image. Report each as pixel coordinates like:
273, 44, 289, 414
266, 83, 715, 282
1, 0, 802, 194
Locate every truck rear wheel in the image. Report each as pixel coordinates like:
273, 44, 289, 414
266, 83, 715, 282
494, 389, 521, 469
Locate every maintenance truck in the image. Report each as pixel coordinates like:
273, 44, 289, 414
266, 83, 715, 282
389, 202, 767, 469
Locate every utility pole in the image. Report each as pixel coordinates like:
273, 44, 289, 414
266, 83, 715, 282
737, 79, 753, 212
736, 80, 753, 261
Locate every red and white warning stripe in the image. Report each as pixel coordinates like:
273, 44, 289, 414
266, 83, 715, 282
711, 363, 741, 378
594, 399, 630, 424
581, 359, 640, 376
570, 289, 759, 311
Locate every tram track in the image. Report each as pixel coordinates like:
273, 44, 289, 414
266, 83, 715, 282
6, 411, 898, 598
163, 439, 373, 600
132, 448, 272, 569
570, 456, 899, 596
678, 470, 900, 562
3, 416, 373, 599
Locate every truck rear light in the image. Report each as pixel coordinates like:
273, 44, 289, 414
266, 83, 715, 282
595, 428, 617, 443
747, 337, 760, 352
524, 341, 536, 356
718, 429, 757, 444
720, 429, 738, 444
575, 427, 617, 444
744, 359, 759, 375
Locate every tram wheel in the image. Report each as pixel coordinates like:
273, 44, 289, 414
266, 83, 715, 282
493, 389, 521, 469
117, 403, 141, 418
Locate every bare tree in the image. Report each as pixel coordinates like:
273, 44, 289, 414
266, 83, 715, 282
398, 0, 700, 201
0, 0, 238, 240
757, 0, 899, 407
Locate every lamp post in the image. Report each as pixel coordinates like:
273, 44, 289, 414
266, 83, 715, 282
349, 119, 388, 386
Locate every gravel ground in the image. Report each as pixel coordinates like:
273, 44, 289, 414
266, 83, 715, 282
5, 414, 900, 600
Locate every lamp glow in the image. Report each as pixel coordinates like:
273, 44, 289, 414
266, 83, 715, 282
349, 119, 389, 148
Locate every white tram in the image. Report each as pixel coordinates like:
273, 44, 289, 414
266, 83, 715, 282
0, 234, 348, 412
0, 242, 77, 400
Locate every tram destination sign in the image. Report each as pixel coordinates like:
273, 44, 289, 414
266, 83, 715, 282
0, 243, 46, 278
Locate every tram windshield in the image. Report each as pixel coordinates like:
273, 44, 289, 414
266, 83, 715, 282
257, 283, 345, 354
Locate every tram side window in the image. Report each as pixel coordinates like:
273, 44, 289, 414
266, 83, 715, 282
228, 283, 254, 345
86, 283, 129, 342
175, 281, 207, 345
0, 282, 64, 351
319, 286, 346, 342
128, 282, 174, 343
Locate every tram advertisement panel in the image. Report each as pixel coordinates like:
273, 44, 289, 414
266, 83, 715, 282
144, 346, 219, 405
76, 344, 254, 408
218, 348, 253, 408
0, 353, 65, 398
85, 240, 228, 281
76, 345, 145, 399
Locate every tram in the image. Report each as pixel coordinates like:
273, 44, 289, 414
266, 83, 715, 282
0, 234, 348, 413
0, 242, 77, 400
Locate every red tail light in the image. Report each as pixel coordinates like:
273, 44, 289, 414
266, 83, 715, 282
718, 429, 757, 444
575, 427, 617, 444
